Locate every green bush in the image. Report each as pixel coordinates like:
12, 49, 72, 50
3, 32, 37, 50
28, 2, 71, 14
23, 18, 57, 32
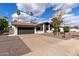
0, 17, 8, 34
74, 26, 79, 29
63, 26, 70, 32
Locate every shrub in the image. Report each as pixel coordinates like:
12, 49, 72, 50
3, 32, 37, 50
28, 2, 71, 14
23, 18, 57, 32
74, 26, 79, 29
63, 26, 70, 32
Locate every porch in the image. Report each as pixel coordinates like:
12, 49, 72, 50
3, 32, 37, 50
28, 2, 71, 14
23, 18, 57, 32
34, 22, 53, 34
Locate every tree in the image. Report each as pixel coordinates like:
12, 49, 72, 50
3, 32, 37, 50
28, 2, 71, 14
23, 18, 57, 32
51, 17, 63, 36
12, 20, 17, 22
51, 7, 70, 37
4, 16, 8, 19
16, 10, 21, 21
29, 12, 33, 16
29, 12, 33, 23
3, 16, 8, 32
17, 10, 20, 15
0, 18, 8, 34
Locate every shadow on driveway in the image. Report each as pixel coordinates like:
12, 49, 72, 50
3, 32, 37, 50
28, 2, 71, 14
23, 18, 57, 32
0, 35, 31, 56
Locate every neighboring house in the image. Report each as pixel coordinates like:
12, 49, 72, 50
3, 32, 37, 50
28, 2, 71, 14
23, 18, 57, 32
70, 29, 79, 32
11, 21, 53, 35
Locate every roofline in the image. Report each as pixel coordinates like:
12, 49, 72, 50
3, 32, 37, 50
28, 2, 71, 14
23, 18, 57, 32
12, 21, 53, 27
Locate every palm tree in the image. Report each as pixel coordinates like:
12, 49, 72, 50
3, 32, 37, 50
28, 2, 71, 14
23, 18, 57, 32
29, 12, 33, 23
29, 12, 33, 16
4, 16, 8, 19
12, 20, 17, 22
16, 10, 21, 21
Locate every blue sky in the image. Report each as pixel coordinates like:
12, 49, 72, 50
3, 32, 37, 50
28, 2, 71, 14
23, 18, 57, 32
0, 3, 79, 26
0, 3, 16, 24
71, 5, 79, 15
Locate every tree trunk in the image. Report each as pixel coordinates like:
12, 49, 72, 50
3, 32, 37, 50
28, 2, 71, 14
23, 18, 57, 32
63, 32, 65, 38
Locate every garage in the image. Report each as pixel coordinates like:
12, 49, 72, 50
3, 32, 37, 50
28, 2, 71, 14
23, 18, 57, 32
18, 27, 34, 34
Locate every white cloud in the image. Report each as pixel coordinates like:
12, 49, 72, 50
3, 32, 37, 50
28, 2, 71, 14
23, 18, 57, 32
12, 12, 32, 22
53, 4, 64, 11
11, 3, 79, 26
53, 3, 77, 11
16, 3, 78, 18
12, 12, 29, 18
65, 8, 72, 14
61, 15, 79, 26
52, 3, 79, 26
12, 3, 52, 23
12, 12, 47, 23
16, 3, 51, 16
53, 3, 78, 17
62, 13, 74, 18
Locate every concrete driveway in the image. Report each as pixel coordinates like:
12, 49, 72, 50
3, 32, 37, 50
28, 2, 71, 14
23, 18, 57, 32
0, 35, 31, 56
19, 34, 79, 56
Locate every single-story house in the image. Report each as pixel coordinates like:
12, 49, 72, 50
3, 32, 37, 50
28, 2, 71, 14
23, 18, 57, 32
11, 21, 54, 35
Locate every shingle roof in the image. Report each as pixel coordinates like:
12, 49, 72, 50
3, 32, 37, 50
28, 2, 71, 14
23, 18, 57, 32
12, 21, 37, 27
12, 21, 53, 27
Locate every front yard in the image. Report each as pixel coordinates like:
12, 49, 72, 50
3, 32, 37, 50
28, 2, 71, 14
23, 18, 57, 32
19, 33, 79, 56
0, 33, 79, 56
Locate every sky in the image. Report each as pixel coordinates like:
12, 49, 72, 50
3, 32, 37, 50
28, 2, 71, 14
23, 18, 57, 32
0, 3, 16, 24
0, 3, 79, 26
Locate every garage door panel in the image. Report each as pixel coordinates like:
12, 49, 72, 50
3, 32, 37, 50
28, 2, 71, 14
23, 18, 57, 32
18, 27, 34, 34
